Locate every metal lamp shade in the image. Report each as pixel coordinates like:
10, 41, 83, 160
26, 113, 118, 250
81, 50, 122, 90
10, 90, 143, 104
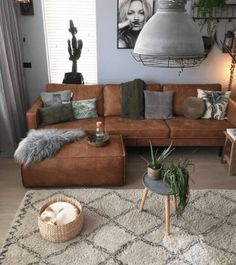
132, 1, 206, 68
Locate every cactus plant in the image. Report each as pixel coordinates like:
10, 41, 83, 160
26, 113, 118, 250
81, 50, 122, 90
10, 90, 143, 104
67, 20, 83, 74
63, 20, 84, 84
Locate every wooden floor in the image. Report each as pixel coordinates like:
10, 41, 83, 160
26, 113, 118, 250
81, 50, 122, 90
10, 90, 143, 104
0, 146, 236, 247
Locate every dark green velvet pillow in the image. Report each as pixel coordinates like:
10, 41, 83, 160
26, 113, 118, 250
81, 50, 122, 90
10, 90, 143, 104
39, 103, 74, 125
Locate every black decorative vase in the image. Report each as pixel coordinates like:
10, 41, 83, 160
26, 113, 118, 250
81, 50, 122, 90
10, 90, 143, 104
202, 36, 214, 54
63, 72, 84, 84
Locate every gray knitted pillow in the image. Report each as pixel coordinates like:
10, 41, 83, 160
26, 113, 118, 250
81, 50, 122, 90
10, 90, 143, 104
144, 91, 174, 119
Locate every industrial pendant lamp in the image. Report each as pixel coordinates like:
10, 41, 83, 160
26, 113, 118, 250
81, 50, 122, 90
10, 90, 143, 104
132, 0, 206, 68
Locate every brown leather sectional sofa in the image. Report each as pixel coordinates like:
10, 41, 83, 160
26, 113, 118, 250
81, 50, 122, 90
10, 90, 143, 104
26, 83, 236, 147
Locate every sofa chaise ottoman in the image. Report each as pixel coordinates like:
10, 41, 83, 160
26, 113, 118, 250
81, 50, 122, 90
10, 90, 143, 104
21, 135, 126, 187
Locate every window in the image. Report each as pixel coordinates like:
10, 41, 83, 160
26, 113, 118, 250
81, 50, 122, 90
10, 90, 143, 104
42, 0, 97, 83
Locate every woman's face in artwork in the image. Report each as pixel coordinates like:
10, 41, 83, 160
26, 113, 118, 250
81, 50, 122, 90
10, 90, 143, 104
127, 0, 145, 31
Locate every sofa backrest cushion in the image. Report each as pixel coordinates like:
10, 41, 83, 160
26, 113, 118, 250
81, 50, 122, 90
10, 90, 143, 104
163, 83, 222, 115
103, 85, 121, 117
103, 83, 162, 117
145, 83, 163, 91
47, 84, 77, 100
75, 85, 104, 116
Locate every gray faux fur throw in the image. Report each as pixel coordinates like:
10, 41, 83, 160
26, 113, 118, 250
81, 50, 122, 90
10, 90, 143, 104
14, 128, 86, 165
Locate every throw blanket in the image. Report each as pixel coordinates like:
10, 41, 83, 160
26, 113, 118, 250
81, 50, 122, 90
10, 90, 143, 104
121, 79, 145, 119
14, 129, 86, 165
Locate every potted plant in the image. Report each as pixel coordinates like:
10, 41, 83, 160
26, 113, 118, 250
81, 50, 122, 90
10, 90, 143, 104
197, 0, 226, 36
147, 142, 174, 180
63, 20, 84, 84
195, 0, 227, 53
163, 160, 191, 217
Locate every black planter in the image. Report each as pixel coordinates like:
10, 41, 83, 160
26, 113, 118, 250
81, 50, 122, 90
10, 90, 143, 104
202, 36, 214, 54
63, 72, 84, 84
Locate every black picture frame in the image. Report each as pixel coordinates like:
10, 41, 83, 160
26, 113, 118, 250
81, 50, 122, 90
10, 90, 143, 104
20, 0, 34, 16
117, 0, 154, 49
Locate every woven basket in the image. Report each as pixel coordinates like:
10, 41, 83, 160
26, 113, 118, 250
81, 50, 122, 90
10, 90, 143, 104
38, 195, 84, 243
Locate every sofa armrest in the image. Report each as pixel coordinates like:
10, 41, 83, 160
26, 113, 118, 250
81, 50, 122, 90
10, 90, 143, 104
26, 97, 42, 130
227, 98, 236, 127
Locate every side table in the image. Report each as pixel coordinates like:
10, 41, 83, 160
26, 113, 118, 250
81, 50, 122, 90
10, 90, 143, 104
139, 173, 177, 236
221, 131, 236, 176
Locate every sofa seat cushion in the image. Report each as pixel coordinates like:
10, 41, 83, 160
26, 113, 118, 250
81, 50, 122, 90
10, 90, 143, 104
105, 116, 169, 138
39, 117, 104, 134
166, 116, 231, 139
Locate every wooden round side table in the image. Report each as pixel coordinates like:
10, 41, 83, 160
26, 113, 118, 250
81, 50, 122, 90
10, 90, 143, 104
139, 173, 177, 236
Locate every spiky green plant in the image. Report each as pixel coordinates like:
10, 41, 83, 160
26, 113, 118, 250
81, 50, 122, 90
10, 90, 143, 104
67, 20, 83, 74
148, 142, 174, 169
163, 160, 191, 217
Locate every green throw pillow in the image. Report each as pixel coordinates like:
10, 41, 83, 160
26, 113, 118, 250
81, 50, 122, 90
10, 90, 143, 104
39, 103, 74, 125
197, 89, 231, 120
72, 99, 98, 119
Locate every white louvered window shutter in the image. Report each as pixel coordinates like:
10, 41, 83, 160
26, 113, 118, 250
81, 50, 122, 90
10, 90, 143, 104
42, 0, 97, 84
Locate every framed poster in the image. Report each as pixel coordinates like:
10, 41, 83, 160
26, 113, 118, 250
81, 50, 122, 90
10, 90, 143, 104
117, 0, 154, 49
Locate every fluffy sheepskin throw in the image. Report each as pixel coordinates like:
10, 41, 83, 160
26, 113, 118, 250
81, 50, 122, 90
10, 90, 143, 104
14, 129, 86, 165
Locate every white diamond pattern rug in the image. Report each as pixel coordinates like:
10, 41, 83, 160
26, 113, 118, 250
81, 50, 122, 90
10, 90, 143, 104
0, 189, 236, 265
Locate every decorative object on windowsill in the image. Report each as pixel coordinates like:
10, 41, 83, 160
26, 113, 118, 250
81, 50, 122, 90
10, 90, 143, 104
63, 20, 84, 84
16, 0, 34, 16
147, 141, 174, 180
163, 160, 191, 217
132, 0, 206, 70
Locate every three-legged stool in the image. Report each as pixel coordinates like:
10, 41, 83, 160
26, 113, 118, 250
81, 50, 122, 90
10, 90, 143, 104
139, 173, 177, 235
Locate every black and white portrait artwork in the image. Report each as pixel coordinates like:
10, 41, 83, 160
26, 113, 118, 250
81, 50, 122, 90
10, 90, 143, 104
117, 0, 154, 49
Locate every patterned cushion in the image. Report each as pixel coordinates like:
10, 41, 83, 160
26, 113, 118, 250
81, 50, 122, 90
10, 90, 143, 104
144, 91, 174, 119
72, 98, 98, 119
41, 90, 72, 107
197, 89, 231, 120
39, 103, 74, 125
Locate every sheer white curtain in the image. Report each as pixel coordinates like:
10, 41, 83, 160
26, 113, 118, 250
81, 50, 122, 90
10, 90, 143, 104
0, 0, 29, 157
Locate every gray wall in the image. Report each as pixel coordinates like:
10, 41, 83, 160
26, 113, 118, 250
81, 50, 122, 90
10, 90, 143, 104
96, 0, 232, 89
17, 0, 48, 104
17, 0, 234, 105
